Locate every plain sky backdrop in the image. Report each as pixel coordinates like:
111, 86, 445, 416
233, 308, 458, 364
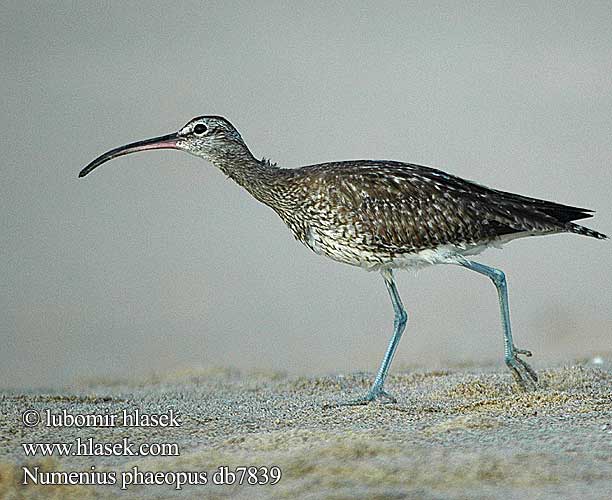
2, 1, 610, 389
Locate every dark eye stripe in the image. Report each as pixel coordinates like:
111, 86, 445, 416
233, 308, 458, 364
194, 124, 207, 135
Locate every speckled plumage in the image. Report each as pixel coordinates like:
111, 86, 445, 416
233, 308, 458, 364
270, 160, 605, 270
80, 115, 607, 403
175, 118, 605, 271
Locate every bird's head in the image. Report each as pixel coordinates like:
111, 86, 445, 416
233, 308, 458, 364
79, 115, 250, 178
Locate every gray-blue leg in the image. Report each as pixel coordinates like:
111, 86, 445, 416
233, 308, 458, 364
350, 269, 407, 404
456, 259, 538, 388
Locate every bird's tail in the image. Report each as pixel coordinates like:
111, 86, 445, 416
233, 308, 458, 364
566, 223, 608, 240
512, 196, 608, 240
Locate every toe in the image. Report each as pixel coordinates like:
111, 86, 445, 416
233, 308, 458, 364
514, 346, 533, 357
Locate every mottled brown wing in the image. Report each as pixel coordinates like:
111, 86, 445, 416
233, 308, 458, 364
298, 160, 573, 253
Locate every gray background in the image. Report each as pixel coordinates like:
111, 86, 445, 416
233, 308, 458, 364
2, 1, 610, 389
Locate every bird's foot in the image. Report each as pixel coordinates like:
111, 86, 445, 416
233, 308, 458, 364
506, 345, 538, 389
338, 385, 397, 406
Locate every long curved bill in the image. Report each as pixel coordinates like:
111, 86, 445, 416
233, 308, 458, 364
79, 132, 180, 178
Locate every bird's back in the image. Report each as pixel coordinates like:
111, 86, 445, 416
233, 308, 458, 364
274, 160, 606, 269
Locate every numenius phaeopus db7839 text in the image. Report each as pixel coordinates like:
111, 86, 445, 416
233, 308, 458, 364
80, 116, 607, 404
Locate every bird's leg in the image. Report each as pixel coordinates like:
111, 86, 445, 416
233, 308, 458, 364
365, 270, 408, 401
344, 269, 408, 405
455, 259, 538, 389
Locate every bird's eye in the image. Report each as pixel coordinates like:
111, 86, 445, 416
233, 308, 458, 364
193, 124, 208, 135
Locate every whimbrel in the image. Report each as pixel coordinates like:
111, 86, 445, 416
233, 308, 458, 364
80, 116, 607, 403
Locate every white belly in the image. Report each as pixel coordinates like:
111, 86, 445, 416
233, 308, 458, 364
305, 226, 537, 272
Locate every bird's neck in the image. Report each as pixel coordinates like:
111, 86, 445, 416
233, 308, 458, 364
208, 146, 288, 208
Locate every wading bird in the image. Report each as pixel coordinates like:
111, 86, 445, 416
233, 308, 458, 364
80, 116, 607, 403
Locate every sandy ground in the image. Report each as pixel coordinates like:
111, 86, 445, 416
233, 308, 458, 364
1, 361, 611, 499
